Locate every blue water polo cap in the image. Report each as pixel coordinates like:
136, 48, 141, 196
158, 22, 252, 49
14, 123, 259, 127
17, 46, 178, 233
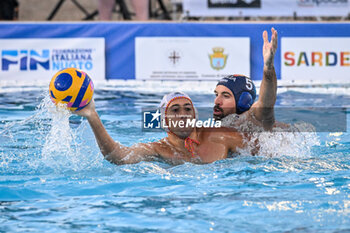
216, 75, 256, 114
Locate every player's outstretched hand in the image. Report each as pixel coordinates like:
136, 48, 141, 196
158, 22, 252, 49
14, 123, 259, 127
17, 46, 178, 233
263, 27, 278, 70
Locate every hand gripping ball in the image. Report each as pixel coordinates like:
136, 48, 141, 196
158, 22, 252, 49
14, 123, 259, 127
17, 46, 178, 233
49, 68, 94, 111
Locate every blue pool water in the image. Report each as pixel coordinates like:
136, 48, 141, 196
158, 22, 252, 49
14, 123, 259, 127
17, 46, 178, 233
0, 83, 350, 232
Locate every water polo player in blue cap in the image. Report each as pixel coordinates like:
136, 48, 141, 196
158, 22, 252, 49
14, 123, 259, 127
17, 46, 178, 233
214, 74, 256, 119
214, 28, 283, 130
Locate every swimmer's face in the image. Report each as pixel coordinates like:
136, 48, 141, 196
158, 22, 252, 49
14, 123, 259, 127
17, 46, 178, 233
166, 98, 195, 139
213, 85, 236, 120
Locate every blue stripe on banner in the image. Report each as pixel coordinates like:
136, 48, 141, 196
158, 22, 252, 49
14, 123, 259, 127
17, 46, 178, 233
71, 75, 90, 108
1, 23, 350, 81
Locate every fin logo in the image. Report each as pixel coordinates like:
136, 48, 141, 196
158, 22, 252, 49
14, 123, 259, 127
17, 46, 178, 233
1, 49, 50, 71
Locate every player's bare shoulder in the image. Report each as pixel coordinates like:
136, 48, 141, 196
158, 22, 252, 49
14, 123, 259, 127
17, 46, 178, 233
198, 127, 243, 146
148, 139, 170, 155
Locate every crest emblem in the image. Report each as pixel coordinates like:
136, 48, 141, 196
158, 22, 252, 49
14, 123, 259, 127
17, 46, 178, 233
209, 47, 228, 70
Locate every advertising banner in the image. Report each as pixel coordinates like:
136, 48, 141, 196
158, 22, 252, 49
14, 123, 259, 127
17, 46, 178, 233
0, 22, 350, 83
281, 37, 350, 83
0, 38, 105, 81
135, 37, 250, 80
288, 0, 350, 17
184, 0, 350, 17
208, 0, 261, 8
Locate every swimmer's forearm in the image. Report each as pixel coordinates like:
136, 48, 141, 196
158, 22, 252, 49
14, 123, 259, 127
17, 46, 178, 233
256, 27, 278, 129
86, 111, 152, 165
253, 66, 277, 129
86, 111, 126, 163
261, 65, 277, 107
254, 27, 278, 128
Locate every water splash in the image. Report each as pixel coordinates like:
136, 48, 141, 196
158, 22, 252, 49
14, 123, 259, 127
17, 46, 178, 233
0, 93, 104, 175
246, 128, 320, 158
221, 114, 320, 158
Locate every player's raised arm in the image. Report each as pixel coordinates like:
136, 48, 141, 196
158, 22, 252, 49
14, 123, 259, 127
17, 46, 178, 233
76, 100, 158, 165
251, 27, 278, 130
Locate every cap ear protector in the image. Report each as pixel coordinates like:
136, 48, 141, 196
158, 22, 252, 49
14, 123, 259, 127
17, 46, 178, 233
216, 75, 256, 114
236, 91, 254, 114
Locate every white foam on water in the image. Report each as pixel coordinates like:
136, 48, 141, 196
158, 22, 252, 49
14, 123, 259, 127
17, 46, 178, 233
222, 114, 320, 158
35, 95, 105, 173
0, 93, 104, 174
245, 129, 320, 158
39, 97, 78, 171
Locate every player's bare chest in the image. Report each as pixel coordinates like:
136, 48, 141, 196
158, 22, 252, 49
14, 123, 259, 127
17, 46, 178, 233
158, 140, 228, 164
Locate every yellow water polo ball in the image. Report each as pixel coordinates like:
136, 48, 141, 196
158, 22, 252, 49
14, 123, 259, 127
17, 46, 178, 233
49, 68, 94, 111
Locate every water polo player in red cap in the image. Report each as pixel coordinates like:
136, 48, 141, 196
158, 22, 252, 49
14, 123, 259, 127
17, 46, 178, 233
76, 91, 246, 165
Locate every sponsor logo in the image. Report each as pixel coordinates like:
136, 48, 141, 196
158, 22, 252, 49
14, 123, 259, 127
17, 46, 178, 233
168, 50, 181, 66
298, 0, 348, 7
0, 38, 105, 81
51, 49, 94, 71
209, 47, 228, 71
2, 50, 49, 71
284, 51, 350, 67
281, 38, 350, 82
1, 48, 94, 72
135, 37, 250, 80
208, 0, 261, 8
